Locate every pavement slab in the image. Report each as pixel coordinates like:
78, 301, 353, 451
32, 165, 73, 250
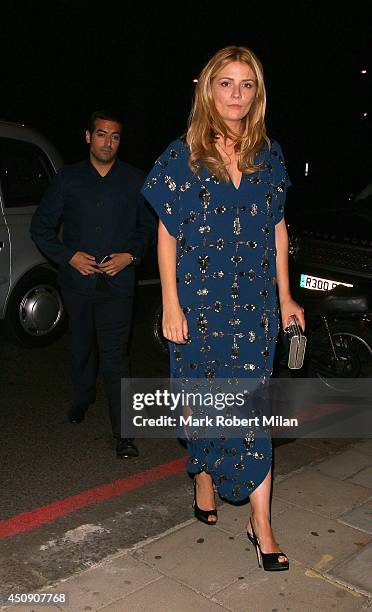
328, 541, 372, 596
53, 552, 163, 610
348, 466, 372, 490
274, 467, 371, 517
23, 573, 162, 612
99, 577, 230, 611
2, 607, 61, 612
338, 498, 372, 534
313, 449, 372, 480
132, 521, 257, 597
212, 559, 368, 612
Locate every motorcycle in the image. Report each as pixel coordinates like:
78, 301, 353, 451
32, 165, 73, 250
292, 285, 372, 391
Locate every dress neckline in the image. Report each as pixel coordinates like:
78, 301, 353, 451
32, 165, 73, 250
229, 172, 243, 191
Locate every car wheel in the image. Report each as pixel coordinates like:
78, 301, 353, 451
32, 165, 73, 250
4, 268, 67, 347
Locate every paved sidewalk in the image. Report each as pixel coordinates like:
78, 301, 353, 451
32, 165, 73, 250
2, 439, 372, 611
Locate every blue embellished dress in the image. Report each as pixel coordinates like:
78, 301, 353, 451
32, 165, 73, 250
142, 138, 290, 502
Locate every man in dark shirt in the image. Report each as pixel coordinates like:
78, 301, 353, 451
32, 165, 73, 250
30, 109, 156, 458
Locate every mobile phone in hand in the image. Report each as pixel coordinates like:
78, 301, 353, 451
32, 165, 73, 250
99, 255, 111, 264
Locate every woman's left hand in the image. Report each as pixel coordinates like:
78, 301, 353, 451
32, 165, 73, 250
280, 297, 305, 331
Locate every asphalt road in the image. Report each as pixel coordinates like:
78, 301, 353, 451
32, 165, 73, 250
0, 285, 194, 590
0, 284, 363, 593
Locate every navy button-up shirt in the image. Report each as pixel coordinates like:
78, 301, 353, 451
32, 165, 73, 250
30, 159, 156, 296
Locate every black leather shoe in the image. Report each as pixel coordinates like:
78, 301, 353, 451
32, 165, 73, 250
116, 438, 139, 458
68, 404, 89, 424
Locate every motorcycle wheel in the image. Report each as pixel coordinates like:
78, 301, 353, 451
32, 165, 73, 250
307, 323, 372, 392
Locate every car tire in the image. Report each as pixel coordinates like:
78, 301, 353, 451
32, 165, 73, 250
4, 267, 67, 347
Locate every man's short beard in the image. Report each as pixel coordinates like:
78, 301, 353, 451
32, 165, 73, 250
91, 150, 116, 164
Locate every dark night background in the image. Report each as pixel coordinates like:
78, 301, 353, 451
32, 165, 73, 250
1, 1, 370, 200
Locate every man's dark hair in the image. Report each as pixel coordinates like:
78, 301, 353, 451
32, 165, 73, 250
87, 109, 123, 134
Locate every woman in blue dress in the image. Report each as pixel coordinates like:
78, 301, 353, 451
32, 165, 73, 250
142, 46, 304, 571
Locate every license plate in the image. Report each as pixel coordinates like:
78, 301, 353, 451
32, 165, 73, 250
300, 274, 353, 291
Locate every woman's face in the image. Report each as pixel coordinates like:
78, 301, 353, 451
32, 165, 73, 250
211, 61, 257, 131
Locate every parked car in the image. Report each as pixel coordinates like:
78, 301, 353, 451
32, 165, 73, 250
287, 173, 372, 302
0, 120, 162, 349
0, 121, 67, 347
283, 171, 372, 385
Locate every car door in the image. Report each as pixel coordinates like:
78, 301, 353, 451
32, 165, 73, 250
0, 186, 10, 317
0, 137, 53, 283
0, 135, 67, 346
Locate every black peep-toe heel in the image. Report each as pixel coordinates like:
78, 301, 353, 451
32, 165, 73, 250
247, 518, 289, 571
193, 478, 218, 525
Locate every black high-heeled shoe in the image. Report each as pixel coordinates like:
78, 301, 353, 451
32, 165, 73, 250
247, 518, 289, 571
193, 478, 218, 525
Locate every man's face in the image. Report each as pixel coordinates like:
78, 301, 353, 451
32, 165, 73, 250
86, 118, 121, 164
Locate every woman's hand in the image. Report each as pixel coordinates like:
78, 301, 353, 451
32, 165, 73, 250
280, 297, 305, 331
162, 305, 188, 343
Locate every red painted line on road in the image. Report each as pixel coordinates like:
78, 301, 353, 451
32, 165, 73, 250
0, 456, 188, 539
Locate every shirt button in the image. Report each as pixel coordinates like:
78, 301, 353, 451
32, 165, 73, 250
96, 226, 102, 232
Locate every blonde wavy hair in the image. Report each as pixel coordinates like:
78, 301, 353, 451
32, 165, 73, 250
186, 45, 269, 181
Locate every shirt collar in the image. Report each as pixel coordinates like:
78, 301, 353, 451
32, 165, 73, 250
87, 157, 119, 179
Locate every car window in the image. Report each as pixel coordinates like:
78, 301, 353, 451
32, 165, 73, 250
0, 138, 54, 208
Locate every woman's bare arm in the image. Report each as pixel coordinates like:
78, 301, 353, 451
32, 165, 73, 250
157, 221, 188, 343
275, 218, 305, 330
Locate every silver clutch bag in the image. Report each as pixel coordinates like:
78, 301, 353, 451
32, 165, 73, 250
284, 315, 307, 369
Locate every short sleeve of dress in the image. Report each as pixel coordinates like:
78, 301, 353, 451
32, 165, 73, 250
271, 141, 292, 224
141, 139, 189, 238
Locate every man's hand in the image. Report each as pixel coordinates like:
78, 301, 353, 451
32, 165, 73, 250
98, 253, 133, 276
69, 251, 99, 275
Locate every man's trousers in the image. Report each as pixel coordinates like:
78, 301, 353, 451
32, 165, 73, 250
62, 286, 133, 438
